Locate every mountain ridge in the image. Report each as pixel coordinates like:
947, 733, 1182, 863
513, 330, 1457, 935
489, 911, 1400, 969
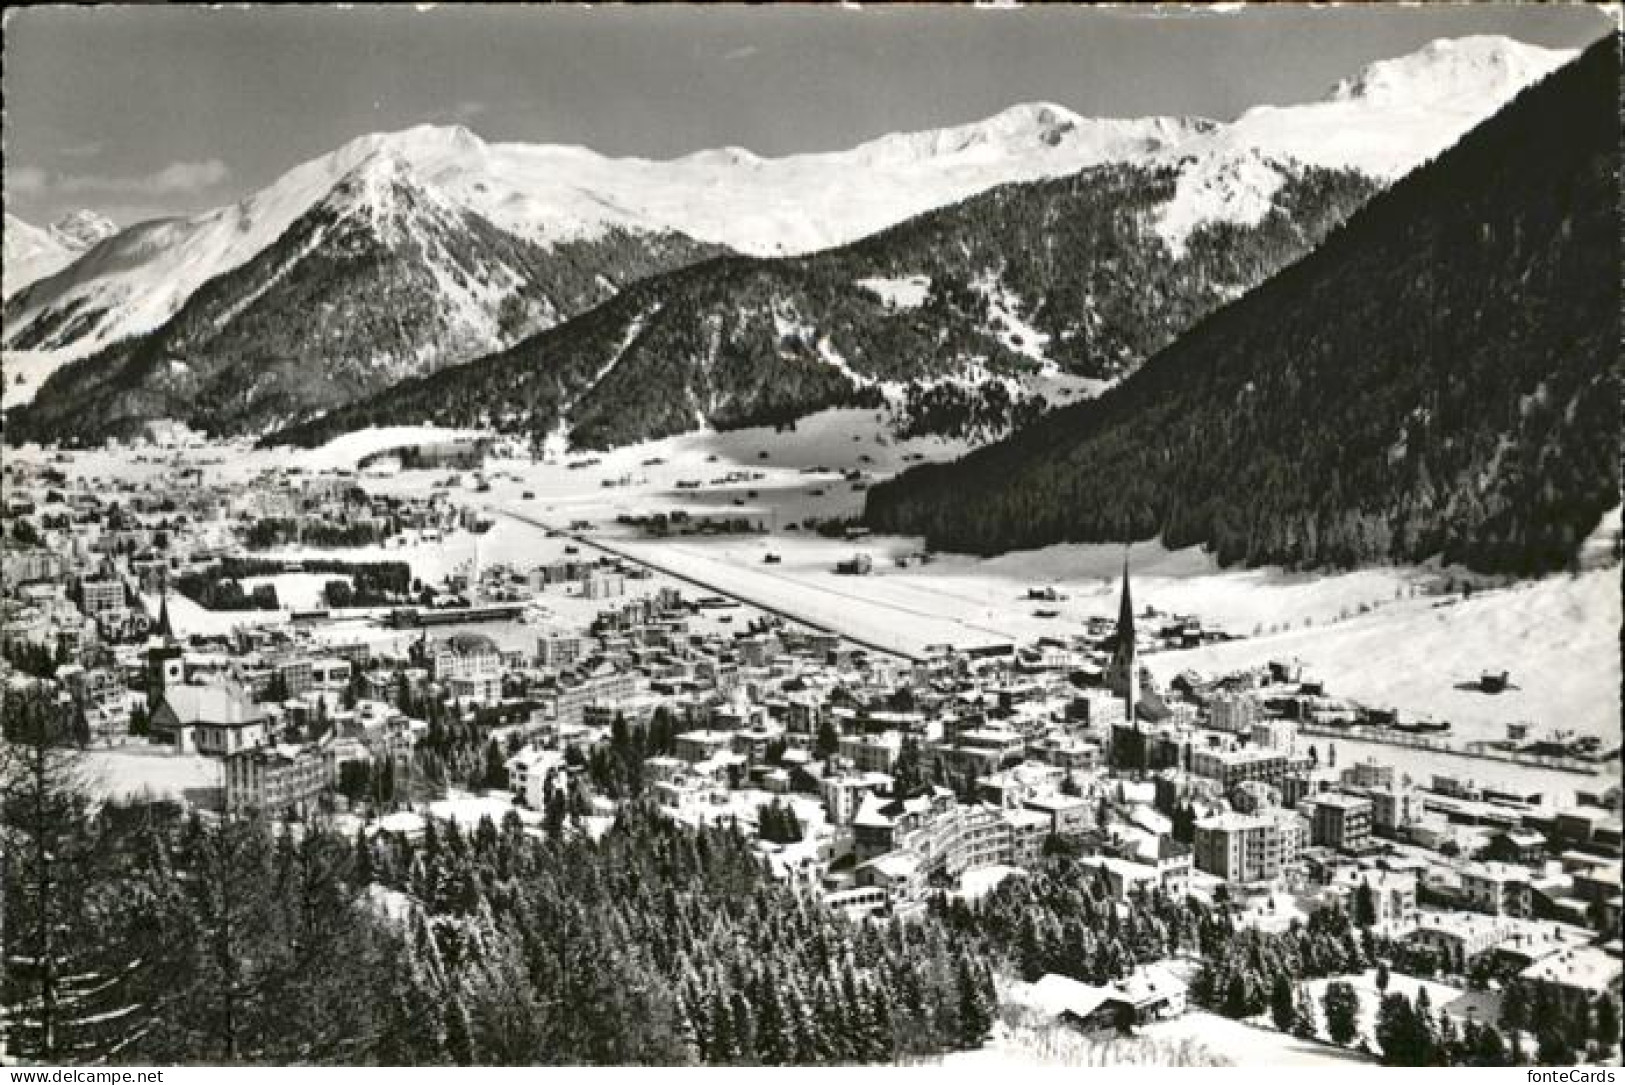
252, 154, 1376, 453
2, 34, 1572, 366
862, 38, 1620, 576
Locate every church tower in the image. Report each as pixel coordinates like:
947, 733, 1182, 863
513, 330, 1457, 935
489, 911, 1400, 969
1106, 553, 1138, 727
146, 582, 184, 708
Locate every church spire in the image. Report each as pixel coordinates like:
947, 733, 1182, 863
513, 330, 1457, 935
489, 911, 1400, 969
156, 590, 173, 640
1117, 551, 1135, 645
1111, 549, 1138, 728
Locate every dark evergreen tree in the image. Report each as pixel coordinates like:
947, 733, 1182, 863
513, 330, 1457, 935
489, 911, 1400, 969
1322, 981, 1361, 1046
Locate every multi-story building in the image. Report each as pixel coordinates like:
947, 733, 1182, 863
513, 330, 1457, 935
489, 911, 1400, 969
1329, 867, 1420, 928
1209, 692, 1259, 734
674, 729, 735, 764
1249, 717, 1296, 752
1342, 759, 1396, 791
821, 773, 884, 826
430, 633, 504, 704
505, 745, 566, 809
1023, 793, 1094, 837
838, 732, 904, 775
226, 742, 334, 818
549, 668, 638, 725
1310, 792, 1374, 852
1027, 733, 1103, 772
1192, 809, 1306, 885
308, 656, 352, 690
1460, 861, 1532, 917
537, 633, 589, 669
1190, 745, 1290, 790
851, 788, 957, 862
433, 632, 502, 682
1356, 781, 1420, 835
581, 573, 627, 600
3, 548, 62, 587
80, 576, 126, 619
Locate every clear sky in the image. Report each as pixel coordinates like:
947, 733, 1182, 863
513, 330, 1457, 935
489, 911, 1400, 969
3, 3, 1615, 227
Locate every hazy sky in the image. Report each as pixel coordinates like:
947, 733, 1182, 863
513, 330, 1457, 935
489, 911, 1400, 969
3, 3, 1614, 226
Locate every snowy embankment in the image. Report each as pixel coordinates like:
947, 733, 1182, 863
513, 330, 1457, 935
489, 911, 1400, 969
935, 1010, 1371, 1068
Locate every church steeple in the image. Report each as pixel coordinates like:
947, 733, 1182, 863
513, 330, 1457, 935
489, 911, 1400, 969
146, 573, 183, 709
1108, 550, 1138, 727
156, 587, 174, 640
1117, 552, 1135, 646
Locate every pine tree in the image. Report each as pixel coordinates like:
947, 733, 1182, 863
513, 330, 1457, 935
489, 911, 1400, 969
1593, 993, 1620, 1055
814, 717, 840, 762
1, 692, 137, 1063
955, 955, 994, 1050
1414, 986, 1439, 1065
1322, 981, 1361, 1046
1270, 972, 1296, 1033
1376, 991, 1416, 1065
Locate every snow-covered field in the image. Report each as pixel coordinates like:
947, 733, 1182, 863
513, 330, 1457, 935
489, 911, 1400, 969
940, 1011, 1372, 1067
81, 746, 223, 804
239, 572, 350, 611
1143, 570, 1621, 744
1301, 969, 1465, 1051
136, 591, 290, 639
1138, 1010, 1375, 1066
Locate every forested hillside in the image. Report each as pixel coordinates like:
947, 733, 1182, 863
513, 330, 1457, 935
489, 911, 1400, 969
264, 158, 1375, 451
864, 40, 1620, 575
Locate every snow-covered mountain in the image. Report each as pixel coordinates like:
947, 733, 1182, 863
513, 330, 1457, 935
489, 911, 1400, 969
3, 210, 117, 297
4, 149, 720, 439
3, 34, 1581, 448
48, 209, 119, 250
1180, 34, 1576, 180
2, 110, 1210, 361
2, 33, 1572, 367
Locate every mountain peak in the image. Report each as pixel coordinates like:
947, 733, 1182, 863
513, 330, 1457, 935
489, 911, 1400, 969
49, 209, 118, 250
1328, 34, 1575, 107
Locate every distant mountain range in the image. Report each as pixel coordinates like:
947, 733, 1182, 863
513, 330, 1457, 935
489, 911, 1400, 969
3, 210, 118, 297
3, 34, 1575, 446
259, 156, 1376, 452
864, 38, 1619, 576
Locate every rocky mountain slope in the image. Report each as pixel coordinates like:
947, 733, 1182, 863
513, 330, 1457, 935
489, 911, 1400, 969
863, 39, 1619, 576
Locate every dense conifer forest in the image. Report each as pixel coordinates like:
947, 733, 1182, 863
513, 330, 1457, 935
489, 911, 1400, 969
865, 41, 1619, 575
